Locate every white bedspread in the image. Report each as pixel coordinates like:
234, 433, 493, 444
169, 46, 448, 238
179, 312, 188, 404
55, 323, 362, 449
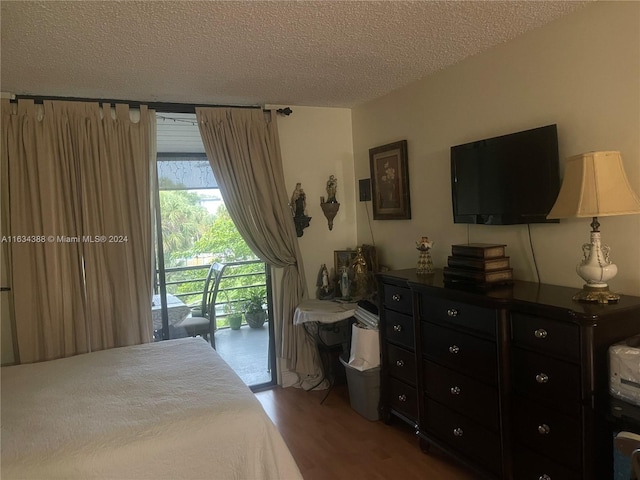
1, 338, 303, 480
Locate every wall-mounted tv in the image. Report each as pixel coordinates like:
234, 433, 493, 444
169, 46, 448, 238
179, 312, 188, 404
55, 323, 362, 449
450, 124, 561, 225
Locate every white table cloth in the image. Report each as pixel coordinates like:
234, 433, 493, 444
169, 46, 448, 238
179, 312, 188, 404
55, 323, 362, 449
293, 299, 358, 325
152, 293, 192, 330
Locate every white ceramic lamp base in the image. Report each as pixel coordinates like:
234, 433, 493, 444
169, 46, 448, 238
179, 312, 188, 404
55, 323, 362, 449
574, 229, 620, 304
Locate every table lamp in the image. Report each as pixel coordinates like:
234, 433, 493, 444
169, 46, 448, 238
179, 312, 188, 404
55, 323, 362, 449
547, 151, 640, 303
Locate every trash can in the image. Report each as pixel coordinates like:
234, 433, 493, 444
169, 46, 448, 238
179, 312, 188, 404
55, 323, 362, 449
339, 354, 380, 421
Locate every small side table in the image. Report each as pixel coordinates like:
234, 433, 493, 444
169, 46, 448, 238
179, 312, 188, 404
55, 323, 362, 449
294, 299, 358, 400
293, 299, 358, 326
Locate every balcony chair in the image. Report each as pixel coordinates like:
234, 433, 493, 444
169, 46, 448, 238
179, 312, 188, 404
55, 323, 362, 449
178, 262, 226, 348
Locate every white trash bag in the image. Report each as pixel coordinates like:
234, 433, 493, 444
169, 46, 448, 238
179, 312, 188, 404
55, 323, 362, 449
348, 323, 380, 371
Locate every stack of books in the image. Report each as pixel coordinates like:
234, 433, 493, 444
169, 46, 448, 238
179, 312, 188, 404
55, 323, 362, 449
443, 243, 513, 287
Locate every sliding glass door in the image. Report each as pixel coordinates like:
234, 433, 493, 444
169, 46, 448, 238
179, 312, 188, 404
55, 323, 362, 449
153, 113, 275, 391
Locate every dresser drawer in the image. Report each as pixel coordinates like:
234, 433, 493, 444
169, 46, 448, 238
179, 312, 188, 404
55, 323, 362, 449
422, 296, 496, 338
422, 322, 497, 386
513, 396, 582, 471
388, 377, 418, 421
511, 313, 580, 361
423, 360, 499, 431
513, 446, 582, 480
386, 343, 417, 386
512, 347, 581, 415
424, 398, 501, 475
384, 310, 414, 350
383, 284, 412, 315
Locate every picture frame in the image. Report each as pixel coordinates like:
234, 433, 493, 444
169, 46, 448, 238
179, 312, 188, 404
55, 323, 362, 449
334, 249, 357, 278
369, 140, 411, 220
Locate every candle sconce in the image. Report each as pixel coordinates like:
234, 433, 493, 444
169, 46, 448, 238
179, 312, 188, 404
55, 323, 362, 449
320, 175, 340, 231
320, 201, 340, 230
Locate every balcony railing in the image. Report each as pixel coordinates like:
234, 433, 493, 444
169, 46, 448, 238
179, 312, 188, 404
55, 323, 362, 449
155, 259, 268, 330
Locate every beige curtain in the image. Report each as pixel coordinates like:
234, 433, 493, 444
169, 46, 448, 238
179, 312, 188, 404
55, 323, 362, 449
81, 103, 154, 351
195, 107, 322, 381
1, 99, 154, 363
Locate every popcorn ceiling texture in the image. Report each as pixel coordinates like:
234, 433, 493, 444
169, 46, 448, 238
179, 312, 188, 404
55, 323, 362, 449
1, 1, 590, 108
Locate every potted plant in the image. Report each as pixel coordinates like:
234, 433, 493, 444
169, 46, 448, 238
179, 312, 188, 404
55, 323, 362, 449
243, 289, 267, 329
223, 296, 244, 330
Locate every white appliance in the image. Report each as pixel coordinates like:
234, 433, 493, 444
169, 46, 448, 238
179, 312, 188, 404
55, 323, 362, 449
610, 335, 640, 407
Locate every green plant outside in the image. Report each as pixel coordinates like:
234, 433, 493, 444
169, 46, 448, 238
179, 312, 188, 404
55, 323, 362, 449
228, 313, 243, 330
243, 288, 267, 313
157, 183, 267, 329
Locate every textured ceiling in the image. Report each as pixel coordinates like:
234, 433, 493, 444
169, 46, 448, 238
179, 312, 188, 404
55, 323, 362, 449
1, 1, 590, 108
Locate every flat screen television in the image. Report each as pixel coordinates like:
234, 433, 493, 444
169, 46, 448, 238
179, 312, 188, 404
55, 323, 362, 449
450, 124, 561, 225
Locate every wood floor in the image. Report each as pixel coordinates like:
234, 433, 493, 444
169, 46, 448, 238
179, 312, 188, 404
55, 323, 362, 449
255, 384, 479, 480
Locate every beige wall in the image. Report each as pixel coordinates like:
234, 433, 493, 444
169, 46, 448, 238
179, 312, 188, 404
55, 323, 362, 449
352, 1, 640, 295
276, 106, 357, 297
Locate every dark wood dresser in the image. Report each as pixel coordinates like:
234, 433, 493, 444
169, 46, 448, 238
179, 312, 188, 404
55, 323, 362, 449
377, 269, 640, 480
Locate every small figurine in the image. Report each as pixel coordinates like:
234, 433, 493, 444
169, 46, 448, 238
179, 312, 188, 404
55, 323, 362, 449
316, 263, 334, 300
416, 236, 434, 274
352, 246, 369, 298
326, 175, 338, 203
352, 247, 367, 275
290, 182, 306, 217
417, 236, 433, 251
340, 267, 351, 299
322, 265, 329, 291
320, 175, 340, 230
290, 182, 311, 237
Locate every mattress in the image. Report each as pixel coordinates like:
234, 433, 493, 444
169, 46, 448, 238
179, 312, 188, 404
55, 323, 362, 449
1, 337, 303, 480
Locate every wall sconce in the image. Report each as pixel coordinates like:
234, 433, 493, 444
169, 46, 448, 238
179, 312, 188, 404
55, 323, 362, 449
547, 151, 640, 303
320, 175, 340, 230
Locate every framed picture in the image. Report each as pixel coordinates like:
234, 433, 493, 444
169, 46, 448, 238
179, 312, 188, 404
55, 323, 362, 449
334, 249, 357, 278
369, 140, 411, 220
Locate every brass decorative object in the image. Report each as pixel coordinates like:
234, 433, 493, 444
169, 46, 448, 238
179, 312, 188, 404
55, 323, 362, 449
352, 246, 368, 298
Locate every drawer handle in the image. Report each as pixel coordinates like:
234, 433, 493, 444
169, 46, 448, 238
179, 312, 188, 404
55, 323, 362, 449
539, 475, 551, 480
447, 308, 459, 317
453, 427, 464, 437
536, 373, 549, 384
393, 324, 403, 332
537, 424, 551, 435
448, 345, 460, 354
534, 328, 548, 339
396, 359, 405, 367
450, 386, 461, 395
392, 293, 401, 302
398, 394, 407, 402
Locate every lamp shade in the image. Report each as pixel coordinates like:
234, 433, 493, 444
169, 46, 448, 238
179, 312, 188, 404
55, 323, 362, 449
547, 151, 640, 219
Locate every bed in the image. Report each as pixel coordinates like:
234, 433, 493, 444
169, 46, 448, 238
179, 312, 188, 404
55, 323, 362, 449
1, 337, 303, 480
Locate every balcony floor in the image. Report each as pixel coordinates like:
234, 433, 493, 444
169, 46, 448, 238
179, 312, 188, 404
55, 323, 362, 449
214, 323, 271, 387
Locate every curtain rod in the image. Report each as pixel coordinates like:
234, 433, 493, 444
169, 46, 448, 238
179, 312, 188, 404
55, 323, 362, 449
11, 95, 293, 116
